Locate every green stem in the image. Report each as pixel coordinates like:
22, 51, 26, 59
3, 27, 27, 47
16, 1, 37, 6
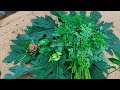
71, 70, 73, 79
19, 55, 27, 62
81, 68, 84, 79
79, 68, 81, 79
85, 68, 91, 79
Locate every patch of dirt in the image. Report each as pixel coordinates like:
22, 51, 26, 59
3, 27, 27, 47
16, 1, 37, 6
0, 11, 120, 79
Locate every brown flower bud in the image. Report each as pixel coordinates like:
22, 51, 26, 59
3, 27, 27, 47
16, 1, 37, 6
29, 44, 38, 51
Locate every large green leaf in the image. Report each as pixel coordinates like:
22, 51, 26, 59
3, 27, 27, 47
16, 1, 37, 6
10, 45, 25, 53
104, 30, 119, 42
112, 49, 120, 60
31, 32, 45, 40
11, 40, 22, 45
93, 61, 114, 74
20, 55, 31, 65
69, 11, 76, 16
79, 11, 86, 16
90, 65, 106, 79
97, 21, 120, 60
31, 15, 55, 29
3, 34, 33, 64
106, 31, 120, 58
25, 26, 45, 36
11, 34, 33, 46
105, 47, 113, 56
108, 58, 120, 65
30, 53, 49, 67
90, 11, 102, 23
29, 53, 70, 79
4, 65, 29, 79
29, 64, 53, 79
50, 11, 66, 17
16, 34, 31, 41
97, 21, 112, 31
3, 51, 25, 64
3, 53, 70, 79
32, 30, 55, 40
44, 62, 70, 79
106, 34, 120, 60
109, 42, 120, 55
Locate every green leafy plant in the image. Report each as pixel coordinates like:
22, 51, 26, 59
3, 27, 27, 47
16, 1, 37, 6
3, 11, 120, 79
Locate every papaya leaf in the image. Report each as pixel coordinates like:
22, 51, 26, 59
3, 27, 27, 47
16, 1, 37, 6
3, 52, 25, 64
102, 23, 112, 30
97, 22, 112, 31
93, 61, 113, 74
29, 53, 70, 79
69, 11, 76, 16
4, 65, 29, 79
50, 11, 66, 17
25, 26, 45, 36
16, 34, 31, 41
79, 11, 86, 16
10, 45, 25, 53
31, 15, 55, 29
90, 65, 106, 79
108, 58, 120, 66
105, 47, 113, 56
20, 55, 31, 65
112, 49, 120, 60
90, 11, 102, 23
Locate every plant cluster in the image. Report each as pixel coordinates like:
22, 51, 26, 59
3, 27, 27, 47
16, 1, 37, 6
3, 11, 120, 79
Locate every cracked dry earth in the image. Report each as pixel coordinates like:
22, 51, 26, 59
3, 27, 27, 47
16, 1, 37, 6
0, 11, 120, 79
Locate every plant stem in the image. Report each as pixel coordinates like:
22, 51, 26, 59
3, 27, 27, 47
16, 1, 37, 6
107, 67, 120, 77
